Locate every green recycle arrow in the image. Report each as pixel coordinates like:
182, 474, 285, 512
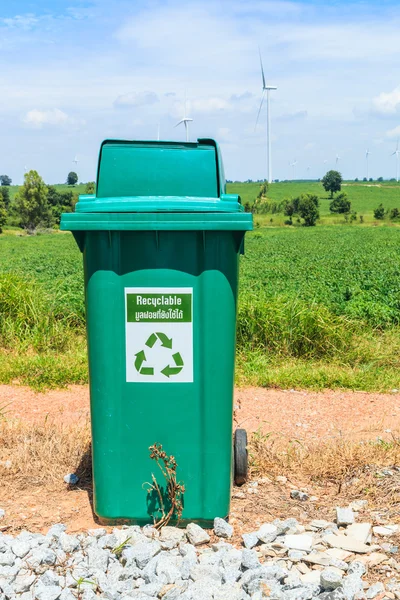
134, 350, 154, 376
161, 352, 184, 378
135, 335, 184, 378
145, 332, 172, 349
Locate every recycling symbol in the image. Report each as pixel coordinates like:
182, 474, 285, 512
134, 332, 184, 378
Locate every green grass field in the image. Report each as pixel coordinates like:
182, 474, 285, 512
7, 183, 87, 203
2, 225, 400, 391
227, 180, 400, 223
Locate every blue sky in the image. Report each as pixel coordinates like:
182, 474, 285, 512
1, 0, 400, 183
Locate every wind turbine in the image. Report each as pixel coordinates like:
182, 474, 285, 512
392, 140, 400, 182
256, 48, 277, 184
157, 123, 160, 141
307, 165, 311, 179
365, 149, 371, 180
335, 154, 341, 168
174, 93, 193, 142
73, 155, 79, 168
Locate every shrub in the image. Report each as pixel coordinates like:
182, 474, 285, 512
257, 182, 269, 199
298, 194, 319, 227
390, 208, 400, 220
374, 204, 385, 220
329, 192, 351, 214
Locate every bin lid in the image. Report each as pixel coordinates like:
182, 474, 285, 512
74, 138, 245, 214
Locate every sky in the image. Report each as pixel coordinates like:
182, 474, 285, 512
1, 0, 400, 183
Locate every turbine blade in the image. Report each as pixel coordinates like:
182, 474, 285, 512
254, 90, 266, 131
174, 119, 184, 127
258, 47, 266, 89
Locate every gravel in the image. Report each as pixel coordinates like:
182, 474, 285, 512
63, 474, 79, 485
0, 511, 396, 600
213, 518, 233, 540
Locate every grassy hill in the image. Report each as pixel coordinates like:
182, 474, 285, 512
227, 180, 400, 223
7, 183, 87, 203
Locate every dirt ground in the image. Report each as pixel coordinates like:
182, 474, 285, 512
1, 384, 400, 535
3, 383, 400, 441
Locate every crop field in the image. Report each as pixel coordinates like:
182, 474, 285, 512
1, 224, 400, 391
228, 180, 400, 223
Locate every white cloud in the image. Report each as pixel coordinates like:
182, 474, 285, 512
114, 91, 159, 108
373, 88, 400, 116
386, 125, 400, 139
304, 142, 316, 150
2, 14, 39, 30
192, 97, 229, 113
22, 108, 82, 129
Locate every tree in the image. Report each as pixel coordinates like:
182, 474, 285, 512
85, 181, 95, 194
329, 192, 351, 214
298, 193, 319, 226
15, 170, 53, 231
389, 207, 400, 220
322, 170, 342, 198
378, 177, 384, 182
0, 186, 10, 209
47, 185, 75, 224
0, 193, 6, 233
67, 171, 78, 186
0, 175, 12, 186
374, 204, 385, 220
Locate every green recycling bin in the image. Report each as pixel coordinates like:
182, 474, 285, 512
61, 139, 252, 526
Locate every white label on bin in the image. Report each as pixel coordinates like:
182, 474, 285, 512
125, 287, 193, 383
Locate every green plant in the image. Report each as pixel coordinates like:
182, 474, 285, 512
145, 443, 185, 529
257, 181, 268, 199
374, 204, 385, 220
298, 193, 319, 226
85, 182, 95, 194
112, 537, 131, 557
389, 207, 400, 220
329, 192, 351, 214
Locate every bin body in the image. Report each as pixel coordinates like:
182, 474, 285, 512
61, 139, 252, 525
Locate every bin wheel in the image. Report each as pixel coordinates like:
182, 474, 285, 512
234, 428, 248, 486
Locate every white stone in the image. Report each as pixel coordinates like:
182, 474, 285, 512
345, 523, 371, 544
310, 520, 330, 529
257, 524, 278, 544
325, 548, 352, 561
63, 474, 79, 485
159, 526, 185, 549
373, 525, 398, 537
366, 582, 385, 599
300, 570, 321, 584
186, 523, 210, 546
320, 568, 343, 590
283, 534, 313, 552
303, 552, 331, 566
336, 507, 355, 526
213, 518, 233, 539
242, 532, 259, 549
350, 500, 368, 511
324, 533, 370, 554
